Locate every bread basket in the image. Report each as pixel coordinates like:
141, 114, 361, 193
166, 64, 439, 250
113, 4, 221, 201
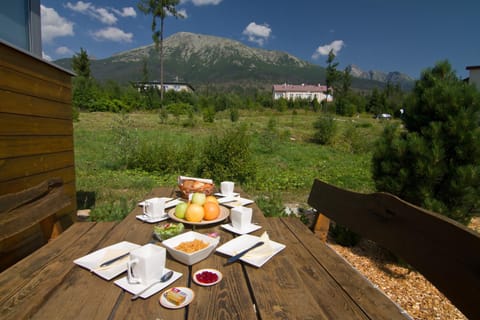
178, 178, 215, 198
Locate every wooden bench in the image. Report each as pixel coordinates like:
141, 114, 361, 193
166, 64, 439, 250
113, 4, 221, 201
0, 178, 71, 271
307, 178, 480, 320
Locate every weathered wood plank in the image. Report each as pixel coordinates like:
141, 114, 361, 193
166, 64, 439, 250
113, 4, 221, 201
307, 178, 480, 320
0, 166, 75, 194
0, 89, 72, 119
245, 217, 372, 319
0, 136, 73, 158
0, 222, 117, 320
0, 113, 73, 136
0, 151, 74, 183
280, 216, 408, 319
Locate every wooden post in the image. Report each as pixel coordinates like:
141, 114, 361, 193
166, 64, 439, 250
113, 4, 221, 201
314, 213, 330, 242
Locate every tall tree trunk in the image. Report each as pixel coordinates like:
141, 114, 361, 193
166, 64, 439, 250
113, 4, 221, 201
160, 17, 165, 102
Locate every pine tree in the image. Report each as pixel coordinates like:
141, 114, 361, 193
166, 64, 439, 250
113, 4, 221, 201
372, 61, 480, 224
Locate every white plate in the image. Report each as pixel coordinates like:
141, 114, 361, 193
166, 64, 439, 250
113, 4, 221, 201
74, 241, 141, 280
193, 268, 222, 286
138, 197, 183, 209
221, 223, 262, 235
114, 268, 182, 299
216, 234, 285, 267
159, 287, 194, 309
136, 214, 169, 223
214, 192, 240, 197
218, 197, 254, 207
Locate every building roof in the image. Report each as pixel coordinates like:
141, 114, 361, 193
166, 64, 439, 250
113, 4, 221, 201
273, 83, 327, 93
466, 65, 480, 70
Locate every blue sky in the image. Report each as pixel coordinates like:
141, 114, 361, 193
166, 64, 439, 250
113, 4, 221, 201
41, 0, 479, 79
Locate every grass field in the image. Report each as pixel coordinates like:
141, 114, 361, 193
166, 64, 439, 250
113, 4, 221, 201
74, 110, 390, 221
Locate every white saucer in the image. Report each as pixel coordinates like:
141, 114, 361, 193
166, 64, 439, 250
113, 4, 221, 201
136, 214, 169, 223
159, 287, 194, 309
214, 192, 240, 197
193, 268, 222, 286
138, 198, 183, 209
114, 268, 182, 299
221, 223, 261, 235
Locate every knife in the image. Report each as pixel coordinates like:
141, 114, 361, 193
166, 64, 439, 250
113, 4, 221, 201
226, 241, 264, 265
99, 252, 130, 268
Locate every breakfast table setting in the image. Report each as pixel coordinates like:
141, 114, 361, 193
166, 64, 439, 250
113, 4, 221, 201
0, 176, 409, 319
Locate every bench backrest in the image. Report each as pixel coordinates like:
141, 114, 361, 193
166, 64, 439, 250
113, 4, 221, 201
0, 178, 71, 271
307, 179, 480, 320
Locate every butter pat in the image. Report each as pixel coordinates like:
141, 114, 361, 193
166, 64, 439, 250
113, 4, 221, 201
165, 288, 187, 306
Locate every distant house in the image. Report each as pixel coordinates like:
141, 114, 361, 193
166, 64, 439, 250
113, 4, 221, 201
134, 81, 195, 93
466, 65, 480, 91
272, 83, 332, 103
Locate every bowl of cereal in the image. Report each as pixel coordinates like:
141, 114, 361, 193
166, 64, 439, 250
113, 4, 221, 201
162, 231, 219, 265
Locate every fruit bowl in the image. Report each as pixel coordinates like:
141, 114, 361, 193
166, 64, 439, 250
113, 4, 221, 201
178, 179, 215, 198
162, 231, 219, 265
167, 206, 230, 226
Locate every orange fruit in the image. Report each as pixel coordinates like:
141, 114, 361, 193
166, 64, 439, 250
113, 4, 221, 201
185, 203, 205, 222
205, 195, 219, 204
203, 202, 220, 220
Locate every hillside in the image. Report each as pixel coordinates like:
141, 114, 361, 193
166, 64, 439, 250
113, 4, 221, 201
55, 32, 414, 91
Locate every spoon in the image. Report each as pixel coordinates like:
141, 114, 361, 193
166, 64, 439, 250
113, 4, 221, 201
130, 270, 174, 300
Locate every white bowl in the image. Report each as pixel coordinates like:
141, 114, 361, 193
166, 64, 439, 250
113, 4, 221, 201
162, 231, 219, 265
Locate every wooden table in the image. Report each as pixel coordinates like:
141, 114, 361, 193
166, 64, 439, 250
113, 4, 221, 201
0, 187, 410, 319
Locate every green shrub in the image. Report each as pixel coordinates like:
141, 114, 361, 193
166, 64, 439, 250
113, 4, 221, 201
330, 223, 360, 246
202, 106, 216, 123
255, 193, 285, 217
196, 125, 256, 183
313, 115, 337, 145
230, 108, 239, 122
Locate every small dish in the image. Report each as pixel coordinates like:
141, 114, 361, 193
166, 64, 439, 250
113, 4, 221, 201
114, 268, 182, 299
221, 223, 262, 235
136, 214, 169, 223
74, 241, 141, 280
160, 287, 194, 309
193, 268, 222, 286
214, 192, 240, 197
162, 231, 219, 265
219, 197, 254, 207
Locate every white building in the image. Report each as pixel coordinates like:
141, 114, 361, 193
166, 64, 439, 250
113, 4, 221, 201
135, 81, 195, 93
272, 83, 332, 103
466, 66, 480, 91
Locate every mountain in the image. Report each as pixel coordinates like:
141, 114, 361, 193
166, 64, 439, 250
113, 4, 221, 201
55, 32, 413, 92
346, 64, 414, 90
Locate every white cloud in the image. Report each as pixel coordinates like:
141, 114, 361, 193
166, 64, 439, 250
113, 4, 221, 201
242, 22, 271, 46
66, 1, 117, 25
312, 40, 345, 59
113, 7, 137, 18
92, 27, 133, 42
55, 46, 74, 56
41, 5, 74, 42
177, 9, 188, 18
42, 51, 52, 61
191, 0, 222, 5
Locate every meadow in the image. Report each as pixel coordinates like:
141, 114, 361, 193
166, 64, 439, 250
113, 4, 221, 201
74, 109, 390, 221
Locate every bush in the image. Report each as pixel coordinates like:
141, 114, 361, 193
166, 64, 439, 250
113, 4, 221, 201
330, 223, 360, 246
373, 61, 480, 225
313, 115, 337, 145
196, 125, 256, 183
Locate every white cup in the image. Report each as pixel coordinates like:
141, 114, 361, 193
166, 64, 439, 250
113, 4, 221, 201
127, 244, 166, 285
220, 181, 235, 195
143, 198, 166, 219
230, 206, 252, 231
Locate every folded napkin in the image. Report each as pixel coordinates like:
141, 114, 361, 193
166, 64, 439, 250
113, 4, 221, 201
92, 248, 130, 271
244, 232, 274, 259
178, 176, 213, 184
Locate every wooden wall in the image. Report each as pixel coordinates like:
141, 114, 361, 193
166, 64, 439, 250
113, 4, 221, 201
0, 41, 76, 268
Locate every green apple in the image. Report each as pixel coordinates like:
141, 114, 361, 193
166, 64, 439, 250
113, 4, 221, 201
175, 202, 188, 219
191, 192, 206, 206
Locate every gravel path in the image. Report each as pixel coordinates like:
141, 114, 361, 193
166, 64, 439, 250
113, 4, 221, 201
326, 217, 479, 320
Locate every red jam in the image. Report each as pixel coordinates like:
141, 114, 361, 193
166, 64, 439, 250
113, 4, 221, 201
195, 271, 219, 284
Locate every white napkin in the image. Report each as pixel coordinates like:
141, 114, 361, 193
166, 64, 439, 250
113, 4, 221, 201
178, 176, 213, 184
244, 232, 274, 259
92, 248, 130, 271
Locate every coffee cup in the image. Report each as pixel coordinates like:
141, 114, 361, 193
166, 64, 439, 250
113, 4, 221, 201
230, 206, 252, 231
220, 181, 235, 195
127, 244, 166, 285
143, 198, 166, 219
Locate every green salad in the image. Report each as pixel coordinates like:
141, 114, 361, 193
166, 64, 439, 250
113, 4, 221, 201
153, 222, 185, 240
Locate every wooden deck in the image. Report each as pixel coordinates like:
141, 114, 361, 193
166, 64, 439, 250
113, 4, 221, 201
0, 187, 409, 319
